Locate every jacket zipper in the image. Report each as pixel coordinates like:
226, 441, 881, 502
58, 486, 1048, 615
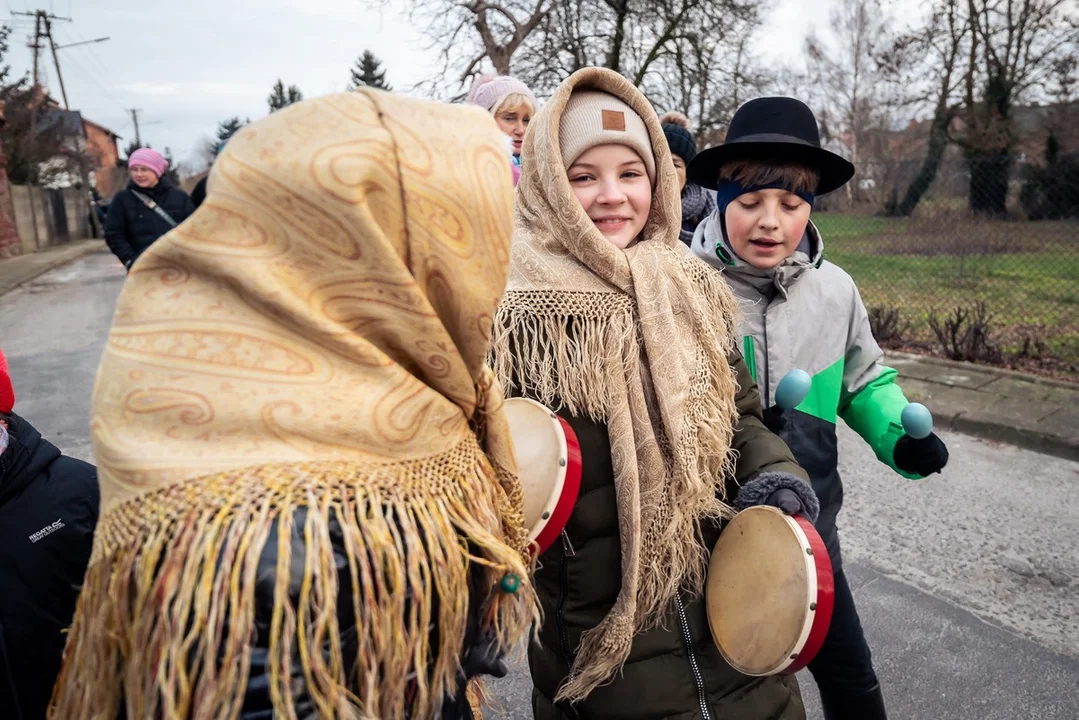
556, 533, 583, 720
0, 620, 23, 720
675, 595, 712, 720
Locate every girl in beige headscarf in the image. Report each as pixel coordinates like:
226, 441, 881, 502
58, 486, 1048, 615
50, 90, 538, 719
490, 67, 818, 718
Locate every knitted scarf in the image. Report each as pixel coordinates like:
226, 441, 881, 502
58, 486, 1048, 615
489, 67, 741, 702
51, 91, 538, 719
679, 182, 716, 246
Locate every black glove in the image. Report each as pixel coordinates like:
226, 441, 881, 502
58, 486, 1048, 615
761, 406, 787, 435
893, 433, 949, 476
764, 488, 805, 516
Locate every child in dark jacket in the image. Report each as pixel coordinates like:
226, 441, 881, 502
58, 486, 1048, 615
0, 350, 98, 720
686, 96, 950, 720
492, 68, 818, 720
661, 111, 716, 245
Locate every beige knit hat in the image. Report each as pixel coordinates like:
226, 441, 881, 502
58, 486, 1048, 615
559, 90, 656, 181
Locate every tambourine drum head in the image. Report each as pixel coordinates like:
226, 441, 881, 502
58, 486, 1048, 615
502, 398, 567, 534
706, 506, 811, 676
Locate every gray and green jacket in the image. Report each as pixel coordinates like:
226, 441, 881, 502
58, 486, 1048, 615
690, 216, 923, 568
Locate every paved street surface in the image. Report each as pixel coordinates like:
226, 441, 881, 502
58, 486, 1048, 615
2, 249, 1078, 719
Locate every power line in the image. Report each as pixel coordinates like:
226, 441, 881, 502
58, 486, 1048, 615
54, 35, 108, 50
50, 25, 126, 115
61, 25, 113, 78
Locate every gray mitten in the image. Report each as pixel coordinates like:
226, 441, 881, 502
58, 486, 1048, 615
733, 472, 820, 523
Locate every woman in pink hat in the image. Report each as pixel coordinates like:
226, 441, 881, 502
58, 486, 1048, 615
104, 147, 195, 271
466, 74, 538, 186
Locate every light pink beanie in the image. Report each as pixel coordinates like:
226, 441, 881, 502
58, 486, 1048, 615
128, 148, 168, 179
465, 74, 537, 112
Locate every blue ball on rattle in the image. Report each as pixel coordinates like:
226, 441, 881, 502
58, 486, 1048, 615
775, 369, 812, 410
901, 402, 933, 439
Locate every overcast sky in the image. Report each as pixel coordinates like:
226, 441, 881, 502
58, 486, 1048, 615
2, 0, 896, 169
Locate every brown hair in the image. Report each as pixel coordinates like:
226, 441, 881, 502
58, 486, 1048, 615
718, 159, 819, 194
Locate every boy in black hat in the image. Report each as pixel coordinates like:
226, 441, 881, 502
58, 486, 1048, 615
660, 111, 716, 245
686, 97, 950, 720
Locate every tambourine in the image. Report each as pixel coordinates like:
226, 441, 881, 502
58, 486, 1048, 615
502, 397, 582, 556
705, 505, 834, 676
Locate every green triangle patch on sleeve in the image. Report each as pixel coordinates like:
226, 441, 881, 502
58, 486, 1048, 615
791, 356, 844, 424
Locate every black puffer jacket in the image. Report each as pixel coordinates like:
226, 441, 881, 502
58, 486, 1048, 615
104, 178, 195, 268
0, 413, 98, 720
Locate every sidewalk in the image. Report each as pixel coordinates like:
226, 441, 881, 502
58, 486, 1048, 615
0, 239, 106, 297
887, 351, 1078, 462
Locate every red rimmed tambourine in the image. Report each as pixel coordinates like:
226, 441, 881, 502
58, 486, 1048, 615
705, 505, 835, 676
502, 397, 582, 557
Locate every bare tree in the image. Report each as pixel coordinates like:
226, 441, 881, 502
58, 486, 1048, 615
803, 0, 894, 205
0, 80, 91, 187
648, 16, 771, 148
880, 0, 970, 216
511, 0, 768, 141
951, 0, 1078, 216
406, 0, 553, 95
405, 0, 771, 143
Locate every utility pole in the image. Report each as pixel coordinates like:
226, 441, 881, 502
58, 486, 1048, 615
18, 11, 47, 249
127, 108, 143, 146
15, 10, 102, 239
28, 13, 42, 90
13, 9, 72, 94
44, 16, 69, 109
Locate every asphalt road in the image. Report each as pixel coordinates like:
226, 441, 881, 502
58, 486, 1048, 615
2, 249, 1077, 719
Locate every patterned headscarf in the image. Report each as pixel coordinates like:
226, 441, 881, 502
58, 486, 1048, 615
53, 91, 538, 719
490, 67, 742, 701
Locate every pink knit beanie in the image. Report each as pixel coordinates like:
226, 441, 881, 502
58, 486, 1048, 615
465, 75, 537, 112
128, 148, 168, 179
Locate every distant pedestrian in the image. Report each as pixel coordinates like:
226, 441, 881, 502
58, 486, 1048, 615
104, 148, 194, 271
466, 75, 538, 186
660, 111, 715, 246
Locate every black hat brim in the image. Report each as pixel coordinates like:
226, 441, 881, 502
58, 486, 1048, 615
687, 133, 855, 195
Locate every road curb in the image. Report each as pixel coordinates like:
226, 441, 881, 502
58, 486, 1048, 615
886, 351, 1078, 461
0, 240, 106, 297
887, 350, 1077, 390
941, 409, 1079, 462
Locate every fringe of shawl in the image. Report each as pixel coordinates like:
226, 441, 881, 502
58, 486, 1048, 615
489, 259, 743, 702
49, 437, 538, 720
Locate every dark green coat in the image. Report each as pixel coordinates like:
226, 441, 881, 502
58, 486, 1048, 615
527, 354, 809, 719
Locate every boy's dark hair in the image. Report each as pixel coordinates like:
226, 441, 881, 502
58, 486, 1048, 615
718, 159, 820, 195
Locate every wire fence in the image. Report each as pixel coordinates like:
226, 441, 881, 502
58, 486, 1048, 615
810, 155, 1078, 380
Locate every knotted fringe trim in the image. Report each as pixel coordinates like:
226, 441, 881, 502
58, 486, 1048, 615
49, 437, 538, 720
491, 280, 742, 704
489, 290, 636, 421
643, 253, 741, 610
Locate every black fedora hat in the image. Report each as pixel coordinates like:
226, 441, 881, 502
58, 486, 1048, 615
687, 97, 855, 195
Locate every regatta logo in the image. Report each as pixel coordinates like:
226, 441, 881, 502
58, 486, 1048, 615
29, 518, 65, 543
